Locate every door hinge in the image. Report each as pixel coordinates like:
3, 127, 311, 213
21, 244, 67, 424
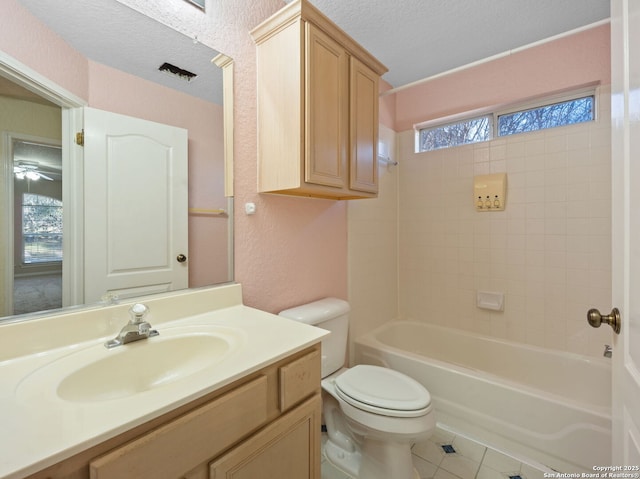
75, 130, 84, 146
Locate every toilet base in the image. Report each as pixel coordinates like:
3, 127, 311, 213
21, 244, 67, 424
324, 437, 420, 479
324, 438, 360, 477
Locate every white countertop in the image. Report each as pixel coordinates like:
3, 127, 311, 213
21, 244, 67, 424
0, 284, 327, 479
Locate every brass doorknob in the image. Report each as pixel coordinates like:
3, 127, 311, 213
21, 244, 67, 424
587, 307, 621, 334
176, 254, 187, 263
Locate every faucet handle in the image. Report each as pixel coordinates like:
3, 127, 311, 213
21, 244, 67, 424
129, 303, 150, 324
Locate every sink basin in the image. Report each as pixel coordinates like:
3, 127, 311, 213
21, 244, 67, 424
17, 325, 243, 403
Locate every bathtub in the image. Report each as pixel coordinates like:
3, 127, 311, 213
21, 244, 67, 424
354, 320, 611, 473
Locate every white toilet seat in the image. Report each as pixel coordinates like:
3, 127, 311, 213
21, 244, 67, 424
334, 365, 431, 418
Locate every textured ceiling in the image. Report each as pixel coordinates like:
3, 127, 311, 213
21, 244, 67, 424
17, 0, 223, 104
287, 0, 610, 88
15, 0, 610, 100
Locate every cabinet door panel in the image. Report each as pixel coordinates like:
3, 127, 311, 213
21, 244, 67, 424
350, 57, 379, 193
90, 376, 268, 479
210, 395, 322, 479
305, 23, 348, 189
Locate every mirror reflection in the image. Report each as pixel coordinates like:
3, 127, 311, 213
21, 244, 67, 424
0, 1, 232, 321
12, 139, 63, 315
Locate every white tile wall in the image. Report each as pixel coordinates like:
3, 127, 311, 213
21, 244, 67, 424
396, 86, 613, 357
347, 124, 399, 363
348, 88, 612, 358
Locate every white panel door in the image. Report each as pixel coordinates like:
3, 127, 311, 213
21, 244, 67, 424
611, 0, 640, 468
83, 107, 188, 304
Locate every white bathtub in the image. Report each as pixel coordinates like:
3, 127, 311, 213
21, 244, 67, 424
354, 320, 612, 473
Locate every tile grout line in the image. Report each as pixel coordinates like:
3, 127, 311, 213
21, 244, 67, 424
474, 445, 489, 479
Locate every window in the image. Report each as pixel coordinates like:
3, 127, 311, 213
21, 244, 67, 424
22, 193, 63, 264
416, 91, 595, 152
497, 95, 594, 137
418, 115, 492, 152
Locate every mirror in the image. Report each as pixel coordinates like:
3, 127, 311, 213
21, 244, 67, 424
0, 1, 233, 321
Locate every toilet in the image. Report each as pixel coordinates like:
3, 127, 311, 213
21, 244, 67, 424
279, 298, 435, 479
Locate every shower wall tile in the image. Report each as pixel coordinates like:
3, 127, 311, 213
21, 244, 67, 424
397, 86, 613, 357
346, 124, 399, 363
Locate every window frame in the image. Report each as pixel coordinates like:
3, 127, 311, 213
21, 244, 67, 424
415, 87, 597, 153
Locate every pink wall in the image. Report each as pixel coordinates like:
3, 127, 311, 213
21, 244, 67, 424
198, 1, 349, 313
3, 0, 349, 314
1, 0, 228, 288
394, 24, 611, 132
2, 1, 611, 328
115, 0, 349, 313
0, 0, 88, 100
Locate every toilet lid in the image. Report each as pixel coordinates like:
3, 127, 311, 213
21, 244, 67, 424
334, 365, 431, 418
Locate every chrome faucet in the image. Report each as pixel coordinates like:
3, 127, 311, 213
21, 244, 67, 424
104, 303, 159, 349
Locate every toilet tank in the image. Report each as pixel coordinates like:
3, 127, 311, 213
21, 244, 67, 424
279, 298, 350, 378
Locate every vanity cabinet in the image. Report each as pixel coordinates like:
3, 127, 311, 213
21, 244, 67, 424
251, 0, 387, 200
25, 345, 321, 479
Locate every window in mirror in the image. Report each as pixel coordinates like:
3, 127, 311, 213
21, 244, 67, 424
21, 194, 63, 264
10, 138, 63, 316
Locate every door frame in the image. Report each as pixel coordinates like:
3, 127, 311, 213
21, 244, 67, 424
611, 0, 640, 465
0, 51, 86, 311
3, 131, 63, 314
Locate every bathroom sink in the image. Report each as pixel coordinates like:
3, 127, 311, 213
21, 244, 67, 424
17, 325, 243, 403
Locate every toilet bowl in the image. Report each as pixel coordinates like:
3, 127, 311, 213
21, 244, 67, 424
321, 365, 435, 479
279, 298, 435, 479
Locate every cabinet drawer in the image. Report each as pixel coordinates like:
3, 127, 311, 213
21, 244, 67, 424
90, 376, 268, 479
279, 350, 320, 411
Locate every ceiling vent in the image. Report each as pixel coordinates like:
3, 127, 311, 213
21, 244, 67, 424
158, 62, 197, 82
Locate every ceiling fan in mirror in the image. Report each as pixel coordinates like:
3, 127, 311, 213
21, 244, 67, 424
13, 161, 55, 181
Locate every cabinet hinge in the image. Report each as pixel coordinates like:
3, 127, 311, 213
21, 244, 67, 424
75, 130, 84, 146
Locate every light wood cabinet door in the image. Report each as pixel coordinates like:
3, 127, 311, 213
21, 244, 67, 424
349, 56, 379, 193
89, 376, 268, 479
305, 22, 348, 190
209, 395, 322, 479
252, 0, 387, 200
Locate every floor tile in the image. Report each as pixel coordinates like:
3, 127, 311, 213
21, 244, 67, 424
451, 434, 487, 463
434, 467, 465, 479
477, 464, 508, 479
321, 459, 351, 479
439, 453, 482, 479
413, 455, 438, 479
413, 439, 447, 465
321, 424, 549, 479
483, 448, 522, 473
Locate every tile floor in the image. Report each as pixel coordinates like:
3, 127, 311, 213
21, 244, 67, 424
321, 424, 551, 479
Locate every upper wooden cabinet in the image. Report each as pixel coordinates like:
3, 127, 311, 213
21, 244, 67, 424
251, 0, 388, 200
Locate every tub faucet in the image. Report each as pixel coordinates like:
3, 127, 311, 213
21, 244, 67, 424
603, 344, 612, 358
104, 303, 159, 349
